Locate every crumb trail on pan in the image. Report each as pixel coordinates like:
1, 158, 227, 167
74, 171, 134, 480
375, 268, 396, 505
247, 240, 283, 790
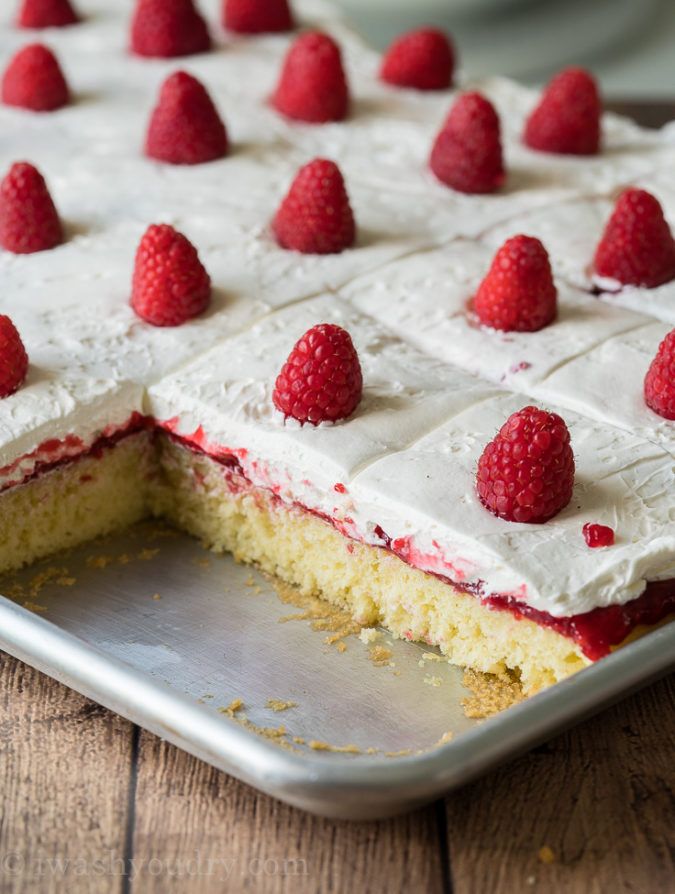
461, 668, 524, 718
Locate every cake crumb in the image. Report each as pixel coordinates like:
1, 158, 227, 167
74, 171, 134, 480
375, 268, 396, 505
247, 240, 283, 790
385, 748, 413, 758
152, 593, 162, 601
336, 642, 347, 653
244, 574, 255, 587
55, 576, 76, 587
292, 736, 306, 745
27, 566, 71, 598
23, 601, 47, 613
462, 668, 524, 718
273, 578, 360, 648
266, 698, 298, 713
359, 627, 381, 645
424, 675, 443, 687
308, 740, 361, 754
369, 645, 393, 667
422, 651, 444, 662
191, 557, 211, 569
137, 548, 159, 561
538, 846, 556, 865
117, 553, 131, 565
217, 700, 299, 752
435, 731, 454, 747
87, 555, 113, 570
219, 698, 244, 717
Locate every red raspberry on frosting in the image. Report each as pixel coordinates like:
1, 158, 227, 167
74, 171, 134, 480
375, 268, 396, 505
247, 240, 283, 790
524, 67, 601, 156
17, 0, 78, 28
476, 405, 575, 524
644, 329, 675, 420
0, 161, 62, 254
131, 224, 211, 327
130, 0, 211, 59
0, 315, 29, 399
145, 71, 228, 165
380, 28, 455, 91
474, 235, 557, 332
593, 188, 675, 289
430, 92, 505, 194
222, 0, 294, 33
2, 44, 70, 112
273, 158, 355, 255
273, 323, 363, 425
272, 31, 349, 124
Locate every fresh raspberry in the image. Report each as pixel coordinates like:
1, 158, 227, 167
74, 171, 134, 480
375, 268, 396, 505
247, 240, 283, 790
131, 224, 211, 327
0, 161, 62, 254
273, 158, 355, 255
582, 523, 615, 548
145, 72, 228, 165
272, 31, 349, 124
223, 0, 293, 33
429, 92, 504, 194
130, 0, 211, 58
476, 406, 575, 524
474, 235, 557, 332
273, 323, 363, 424
593, 188, 675, 289
644, 329, 675, 420
524, 67, 600, 156
0, 316, 29, 399
2, 44, 70, 112
17, 0, 78, 28
380, 28, 455, 91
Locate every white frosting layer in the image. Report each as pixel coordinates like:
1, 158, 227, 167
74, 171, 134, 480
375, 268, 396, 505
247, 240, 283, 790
483, 193, 675, 324
343, 240, 649, 389
530, 321, 675, 458
0, 0, 673, 621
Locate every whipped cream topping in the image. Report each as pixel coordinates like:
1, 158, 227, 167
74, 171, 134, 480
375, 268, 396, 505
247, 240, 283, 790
483, 191, 675, 324
342, 240, 649, 390
0, 0, 673, 621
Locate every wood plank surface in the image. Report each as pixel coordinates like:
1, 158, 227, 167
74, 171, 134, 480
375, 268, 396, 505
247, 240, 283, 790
128, 730, 446, 893
444, 673, 675, 894
0, 654, 135, 894
1, 652, 673, 894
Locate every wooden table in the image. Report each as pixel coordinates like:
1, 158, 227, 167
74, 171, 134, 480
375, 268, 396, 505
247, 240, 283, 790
1, 657, 673, 893
2, 102, 675, 894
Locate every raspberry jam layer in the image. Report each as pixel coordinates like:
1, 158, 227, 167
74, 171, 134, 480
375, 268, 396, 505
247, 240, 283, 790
0, 412, 151, 493
168, 431, 675, 661
484, 581, 675, 660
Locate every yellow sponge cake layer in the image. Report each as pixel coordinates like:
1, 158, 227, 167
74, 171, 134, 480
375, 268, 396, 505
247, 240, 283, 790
152, 436, 590, 694
0, 433, 153, 576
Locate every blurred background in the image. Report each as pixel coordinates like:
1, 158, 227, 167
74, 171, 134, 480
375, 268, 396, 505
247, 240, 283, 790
336, 0, 675, 97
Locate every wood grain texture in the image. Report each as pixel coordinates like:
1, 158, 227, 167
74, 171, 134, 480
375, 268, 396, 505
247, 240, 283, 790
128, 730, 446, 893
0, 654, 135, 894
444, 673, 675, 894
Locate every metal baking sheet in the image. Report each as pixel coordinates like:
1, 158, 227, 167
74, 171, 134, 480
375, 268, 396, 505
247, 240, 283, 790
0, 521, 673, 820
